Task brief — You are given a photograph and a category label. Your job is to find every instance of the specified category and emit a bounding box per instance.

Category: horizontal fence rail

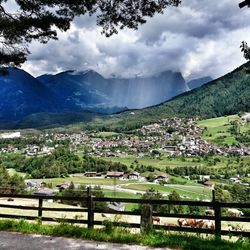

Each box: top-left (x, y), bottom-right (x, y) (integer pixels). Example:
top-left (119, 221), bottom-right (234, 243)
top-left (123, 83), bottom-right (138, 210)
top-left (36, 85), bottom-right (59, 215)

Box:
top-left (0, 192), bottom-right (249, 239)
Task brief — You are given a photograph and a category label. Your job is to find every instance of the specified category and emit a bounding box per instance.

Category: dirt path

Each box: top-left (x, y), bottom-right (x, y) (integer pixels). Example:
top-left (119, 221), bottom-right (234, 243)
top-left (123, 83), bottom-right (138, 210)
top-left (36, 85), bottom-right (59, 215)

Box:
top-left (0, 231), bottom-right (176, 250)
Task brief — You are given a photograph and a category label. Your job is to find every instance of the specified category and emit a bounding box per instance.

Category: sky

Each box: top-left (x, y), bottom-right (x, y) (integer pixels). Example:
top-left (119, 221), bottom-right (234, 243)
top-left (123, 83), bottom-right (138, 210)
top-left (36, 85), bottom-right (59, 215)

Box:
top-left (20, 0), bottom-right (250, 81)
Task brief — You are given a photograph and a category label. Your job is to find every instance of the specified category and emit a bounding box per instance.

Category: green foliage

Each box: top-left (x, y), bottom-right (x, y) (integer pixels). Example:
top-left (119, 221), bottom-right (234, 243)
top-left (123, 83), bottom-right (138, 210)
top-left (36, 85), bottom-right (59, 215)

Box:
top-left (0, 164), bottom-right (25, 194)
top-left (224, 184), bottom-right (250, 203)
top-left (6, 147), bottom-right (127, 178)
top-left (57, 184), bottom-right (107, 210)
top-left (167, 191), bottom-right (183, 214)
top-left (139, 188), bottom-right (164, 213)
top-left (214, 185), bottom-right (232, 203)
top-left (241, 41), bottom-right (250, 61)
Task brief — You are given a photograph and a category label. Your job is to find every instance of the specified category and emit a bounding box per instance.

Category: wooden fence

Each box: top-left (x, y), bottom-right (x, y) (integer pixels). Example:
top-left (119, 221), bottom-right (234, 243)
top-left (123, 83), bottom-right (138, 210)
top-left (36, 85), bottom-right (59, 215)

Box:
top-left (0, 191), bottom-right (249, 239)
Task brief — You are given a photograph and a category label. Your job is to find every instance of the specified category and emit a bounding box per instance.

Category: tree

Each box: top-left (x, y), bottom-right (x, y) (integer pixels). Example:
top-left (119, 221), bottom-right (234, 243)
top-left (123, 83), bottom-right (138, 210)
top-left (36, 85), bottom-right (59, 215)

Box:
top-left (58, 184), bottom-right (107, 210)
top-left (139, 188), bottom-right (164, 212)
top-left (239, 2), bottom-right (250, 60)
top-left (167, 190), bottom-right (183, 214)
top-left (214, 185), bottom-right (232, 203)
top-left (0, 164), bottom-right (26, 194)
top-left (0, 0), bottom-right (181, 66)
top-left (240, 41), bottom-right (250, 60)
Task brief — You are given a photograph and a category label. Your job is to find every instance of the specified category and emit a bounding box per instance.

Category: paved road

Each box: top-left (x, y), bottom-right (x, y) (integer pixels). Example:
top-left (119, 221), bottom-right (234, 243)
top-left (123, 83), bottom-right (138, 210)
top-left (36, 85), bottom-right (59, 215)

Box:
top-left (0, 231), bottom-right (175, 250)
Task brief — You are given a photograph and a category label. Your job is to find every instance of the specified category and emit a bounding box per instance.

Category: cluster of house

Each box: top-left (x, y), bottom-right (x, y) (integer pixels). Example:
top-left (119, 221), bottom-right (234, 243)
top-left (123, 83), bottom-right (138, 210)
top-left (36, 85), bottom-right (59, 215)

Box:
top-left (24, 145), bottom-right (55, 156)
top-left (174, 137), bottom-right (250, 157)
top-left (85, 171), bottom-right (168, 183)
top-left (0, 145), bottom-right (18, 153)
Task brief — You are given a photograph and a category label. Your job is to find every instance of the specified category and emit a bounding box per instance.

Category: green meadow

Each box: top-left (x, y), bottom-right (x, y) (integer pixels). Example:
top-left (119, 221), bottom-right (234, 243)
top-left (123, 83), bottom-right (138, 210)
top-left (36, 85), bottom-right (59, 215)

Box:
top-left (198, 114), bottom-right (250, 146)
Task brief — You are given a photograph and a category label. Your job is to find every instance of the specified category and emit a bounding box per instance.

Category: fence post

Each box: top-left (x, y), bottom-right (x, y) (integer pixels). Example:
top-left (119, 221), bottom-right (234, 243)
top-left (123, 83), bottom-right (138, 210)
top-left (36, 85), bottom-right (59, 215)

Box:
top-left (214, 201), bottom-right (221, 240)
top-left (212, 189), bottom-right (216, 202)
top-left (38, 198), bottom-right (43, 221)
top-left (140, 204), bottom-right (153, 233)
top-left (87, 187), bottom-right (94, 229)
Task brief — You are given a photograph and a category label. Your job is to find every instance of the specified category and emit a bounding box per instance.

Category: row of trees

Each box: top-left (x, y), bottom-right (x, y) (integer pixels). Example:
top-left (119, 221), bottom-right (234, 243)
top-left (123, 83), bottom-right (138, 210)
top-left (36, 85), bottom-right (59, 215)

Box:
top-left (165, 165), bottom-right (250, 180)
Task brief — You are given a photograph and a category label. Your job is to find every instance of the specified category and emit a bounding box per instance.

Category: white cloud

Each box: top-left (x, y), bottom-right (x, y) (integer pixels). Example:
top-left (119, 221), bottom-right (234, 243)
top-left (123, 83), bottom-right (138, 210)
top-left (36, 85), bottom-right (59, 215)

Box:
top-left (21, 0), bottom-right (250, 81)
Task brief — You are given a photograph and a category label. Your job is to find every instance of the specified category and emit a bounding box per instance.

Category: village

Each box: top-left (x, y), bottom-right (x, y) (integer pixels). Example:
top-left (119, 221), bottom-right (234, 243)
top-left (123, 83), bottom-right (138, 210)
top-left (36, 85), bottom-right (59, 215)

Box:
top-left (1, 117), bottom-right (250, 158)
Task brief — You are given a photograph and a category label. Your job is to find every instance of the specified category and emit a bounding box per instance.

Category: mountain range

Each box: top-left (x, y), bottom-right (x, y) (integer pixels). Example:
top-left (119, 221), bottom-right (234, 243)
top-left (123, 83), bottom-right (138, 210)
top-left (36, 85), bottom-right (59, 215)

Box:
top-left (21, 61), bottom-right (247, 132)
top-left (0, 67), bottom-right (211, 123)
top-left (38, 69), bottom-right (211, 110)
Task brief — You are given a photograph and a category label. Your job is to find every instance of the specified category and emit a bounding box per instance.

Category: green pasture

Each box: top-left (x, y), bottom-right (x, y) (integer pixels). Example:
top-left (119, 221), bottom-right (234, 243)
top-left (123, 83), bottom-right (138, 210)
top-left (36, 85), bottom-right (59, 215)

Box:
top-left (95, 132), bottom-right (119, 138)
top-left (197, 115), bottom-right (239, 127)
top-left (198, 115), bottom-right (250, 146)
top-left (0, 198), bottom-right (87, 220)
top-left (29, 176), bottom-right (137, 188)
top-left (102, 189), bottom-right (140, 199)
top-left (101, 154), bottom-right (250, 171)
top-left (124, 183), bottom-right (212, 200)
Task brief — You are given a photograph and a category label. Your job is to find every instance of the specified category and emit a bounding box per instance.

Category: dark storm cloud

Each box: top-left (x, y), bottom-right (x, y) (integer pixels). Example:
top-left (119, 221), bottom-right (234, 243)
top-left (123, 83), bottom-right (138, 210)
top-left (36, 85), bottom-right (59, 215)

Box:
top-left (22, 1), bottom-right (250, 80)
